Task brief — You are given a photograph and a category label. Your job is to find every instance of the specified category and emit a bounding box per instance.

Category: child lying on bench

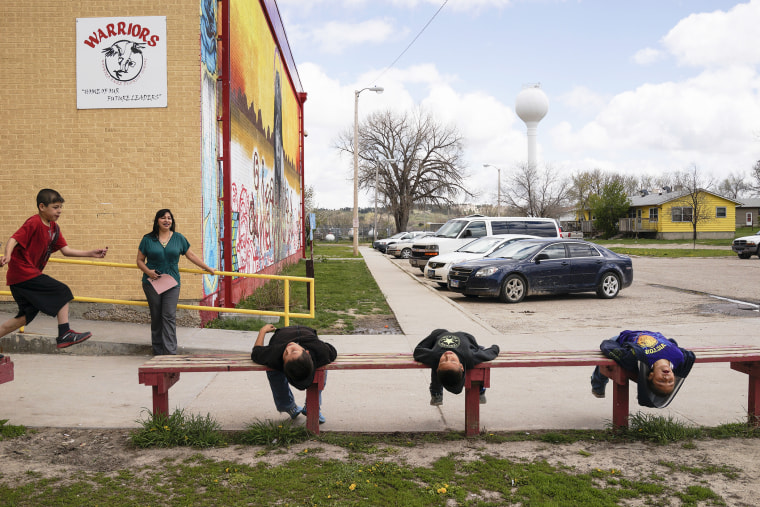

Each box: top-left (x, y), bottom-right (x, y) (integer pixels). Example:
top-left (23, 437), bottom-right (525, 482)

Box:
top-left (251, 324), bottom-right (337, 424)
top-left (591, 330), bottom-right (696, 408)
top-left (413, 328), bottom-right (499, 406)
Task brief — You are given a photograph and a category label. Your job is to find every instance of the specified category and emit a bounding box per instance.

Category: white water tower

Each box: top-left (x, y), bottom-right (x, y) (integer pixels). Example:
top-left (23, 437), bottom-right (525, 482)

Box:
top-left (515, 84), bottom-right (549, 168)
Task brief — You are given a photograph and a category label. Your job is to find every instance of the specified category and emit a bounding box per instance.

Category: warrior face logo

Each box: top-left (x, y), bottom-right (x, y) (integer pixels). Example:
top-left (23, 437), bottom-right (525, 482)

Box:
top-left (102, 40), bottom-right (145, 81)
top-left (438, 334), bottom-right (461, 349)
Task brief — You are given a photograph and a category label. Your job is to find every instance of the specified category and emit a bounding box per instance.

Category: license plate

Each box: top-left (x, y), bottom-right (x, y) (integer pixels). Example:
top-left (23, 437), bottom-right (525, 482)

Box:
top-left (450, 279), bottom-right (459, 287)
top-left (427, 269), bottom-right (435, 277)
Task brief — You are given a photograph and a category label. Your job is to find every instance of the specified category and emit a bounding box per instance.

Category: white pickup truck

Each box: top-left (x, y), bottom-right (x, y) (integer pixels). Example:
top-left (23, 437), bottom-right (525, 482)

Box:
top-left (732, 231), bottom-right (760, 258)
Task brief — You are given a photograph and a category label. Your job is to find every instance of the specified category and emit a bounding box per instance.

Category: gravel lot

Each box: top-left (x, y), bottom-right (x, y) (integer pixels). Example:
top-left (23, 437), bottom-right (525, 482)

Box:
top-left (391, 253), bottom-right (760, 335)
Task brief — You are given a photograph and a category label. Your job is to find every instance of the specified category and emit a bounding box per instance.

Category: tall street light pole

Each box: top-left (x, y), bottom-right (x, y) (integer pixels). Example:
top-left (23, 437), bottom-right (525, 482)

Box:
top-left (483, 164), bottom-right (502, 216)
top-left (373, 158), bottom-right (397, 244)
top-left (353, 86), bottom-right (383, 256)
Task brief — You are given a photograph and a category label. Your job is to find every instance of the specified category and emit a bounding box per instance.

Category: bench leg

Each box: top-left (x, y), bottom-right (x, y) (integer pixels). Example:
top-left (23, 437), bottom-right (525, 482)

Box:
top-left (731, 362), bottom-right (760, 426)
top-left (139, 372), bottom-right (180, 416)
top-left (0, 357), bottom-right (13, 384)
top-left (465, 368), bottom-right (490, 437)
top-left (608, 366), bottom-right (633, 429)
top-left (305, 370), bottom-right (326, 434)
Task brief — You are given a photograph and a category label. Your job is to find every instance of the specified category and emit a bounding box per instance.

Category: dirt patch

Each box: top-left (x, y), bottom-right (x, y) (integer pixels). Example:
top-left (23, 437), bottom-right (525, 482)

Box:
top-left (1, 428), bottom-right (758, 504)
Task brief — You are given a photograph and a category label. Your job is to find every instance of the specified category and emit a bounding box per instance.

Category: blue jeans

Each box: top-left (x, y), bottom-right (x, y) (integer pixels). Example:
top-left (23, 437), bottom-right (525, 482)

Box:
top-left (591, 366), bottom-right (610, 394)
top-left (266, 370), bottom-right (324, 413)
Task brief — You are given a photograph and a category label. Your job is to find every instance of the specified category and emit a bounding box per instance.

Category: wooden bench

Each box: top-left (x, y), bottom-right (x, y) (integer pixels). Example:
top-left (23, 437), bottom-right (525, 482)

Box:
top-left (0, 355), bottom-right (14, 385)
top-left (138, 346), bottom-right (760, 436)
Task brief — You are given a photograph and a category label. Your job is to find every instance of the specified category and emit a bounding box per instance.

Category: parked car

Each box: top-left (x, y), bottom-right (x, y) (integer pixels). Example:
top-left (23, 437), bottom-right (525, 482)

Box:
top-left (424, 234), bottom-right (537, 287)
top-left (373, 231), bottom-right (426, 253)
top-left (731, 231), bottom-right (760, 259)
top-left (447, 238), bottom-right (633, 303)
top-left (409, 215), bottom-right (561, 271)
top-left (386, 233), bottom-right (435, 258)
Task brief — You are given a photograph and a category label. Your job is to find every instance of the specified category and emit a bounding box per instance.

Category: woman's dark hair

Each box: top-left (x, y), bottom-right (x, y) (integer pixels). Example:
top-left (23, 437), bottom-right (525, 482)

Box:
top-left (150, 209), bottom-right (176, 238)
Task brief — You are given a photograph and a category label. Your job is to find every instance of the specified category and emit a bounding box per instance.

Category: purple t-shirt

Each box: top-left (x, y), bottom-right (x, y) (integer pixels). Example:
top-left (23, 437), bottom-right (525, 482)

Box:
top-left (616, 330), bottom-right (684, 368)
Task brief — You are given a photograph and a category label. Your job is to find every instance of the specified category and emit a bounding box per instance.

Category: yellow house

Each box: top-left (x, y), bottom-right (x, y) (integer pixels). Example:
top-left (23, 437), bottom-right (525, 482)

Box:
top-left (619, 188), bottom-right (740, 240)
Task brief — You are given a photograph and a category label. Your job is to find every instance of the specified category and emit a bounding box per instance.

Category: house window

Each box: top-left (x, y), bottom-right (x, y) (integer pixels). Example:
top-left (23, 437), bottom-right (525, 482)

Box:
top-left (671, 206), bottom-right (693, 222)
top-left (716, 206), bottom-right (727, 218)
top-left (649, 208), bottom-right (659, 222)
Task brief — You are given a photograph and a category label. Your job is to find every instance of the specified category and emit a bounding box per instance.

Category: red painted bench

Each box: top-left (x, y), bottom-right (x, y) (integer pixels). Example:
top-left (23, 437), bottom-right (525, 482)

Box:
top-left (0, 356), bottom-right (14, 385)
top-left (138, 346), bottom-right (760, 436)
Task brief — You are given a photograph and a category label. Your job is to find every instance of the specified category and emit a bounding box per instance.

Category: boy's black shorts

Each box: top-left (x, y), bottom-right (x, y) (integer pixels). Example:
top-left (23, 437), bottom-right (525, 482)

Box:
top-left (9, 274), bottom-right (74, 324)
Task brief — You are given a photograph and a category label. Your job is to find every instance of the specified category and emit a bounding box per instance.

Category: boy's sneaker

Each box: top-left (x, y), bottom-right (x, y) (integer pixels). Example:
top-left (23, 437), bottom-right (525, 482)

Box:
top-left (301, 406), bottom-right (326, 424)
top-left (430, 394), bottom-right (443, 406)
top-left (56, 330), bottom-right (92, 349)
top-left (285, 405), bottom-right (303, 420)
top-left (591, 388), bottom-right (606, 399)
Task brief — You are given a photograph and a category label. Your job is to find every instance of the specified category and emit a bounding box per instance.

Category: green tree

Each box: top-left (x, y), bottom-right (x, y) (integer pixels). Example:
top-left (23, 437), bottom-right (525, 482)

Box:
top-left (589, 180), bottom-right (631, 238)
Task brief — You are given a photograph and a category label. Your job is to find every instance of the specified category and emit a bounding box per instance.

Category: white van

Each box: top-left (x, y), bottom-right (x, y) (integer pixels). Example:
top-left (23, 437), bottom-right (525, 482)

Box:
top-left (408, 215), bottom-right (561, 271)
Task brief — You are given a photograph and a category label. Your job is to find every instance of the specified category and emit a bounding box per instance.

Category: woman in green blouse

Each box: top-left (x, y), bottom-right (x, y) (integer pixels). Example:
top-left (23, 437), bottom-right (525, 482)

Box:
top-left (137, 209), bottom-right (214, 355)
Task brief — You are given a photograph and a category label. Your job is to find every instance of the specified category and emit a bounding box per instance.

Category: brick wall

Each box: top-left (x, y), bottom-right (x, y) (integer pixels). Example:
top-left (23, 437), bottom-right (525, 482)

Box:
top-left (0, 1), bottom-right (204, 302)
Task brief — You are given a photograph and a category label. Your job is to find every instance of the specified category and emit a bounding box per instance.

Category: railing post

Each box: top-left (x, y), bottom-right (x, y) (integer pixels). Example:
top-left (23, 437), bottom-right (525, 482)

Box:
top-left (284, 280), bottom-right (290, 326)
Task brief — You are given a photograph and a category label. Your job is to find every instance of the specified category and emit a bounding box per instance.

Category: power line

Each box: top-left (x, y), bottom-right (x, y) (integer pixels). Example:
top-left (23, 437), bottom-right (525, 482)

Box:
top-left (368, 0), bottom-right (449, 86)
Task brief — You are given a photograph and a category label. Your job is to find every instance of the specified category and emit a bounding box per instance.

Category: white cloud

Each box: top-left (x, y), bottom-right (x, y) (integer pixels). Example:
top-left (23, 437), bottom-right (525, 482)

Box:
top-left (309, 19), bottom-right (397, 54)
top-left (633, 47), bottom-right (664, 65)
top-left (663, 0), bottom-right (760, 67)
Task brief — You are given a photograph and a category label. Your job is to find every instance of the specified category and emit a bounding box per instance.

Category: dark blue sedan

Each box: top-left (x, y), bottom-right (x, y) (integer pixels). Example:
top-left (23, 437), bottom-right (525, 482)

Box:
top-left (447, 238), bottom-right (633, 303)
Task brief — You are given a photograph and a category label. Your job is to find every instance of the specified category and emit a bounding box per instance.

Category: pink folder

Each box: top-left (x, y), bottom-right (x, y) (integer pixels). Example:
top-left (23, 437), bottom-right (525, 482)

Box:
top-left (150, 274), bottom-right (178, 294)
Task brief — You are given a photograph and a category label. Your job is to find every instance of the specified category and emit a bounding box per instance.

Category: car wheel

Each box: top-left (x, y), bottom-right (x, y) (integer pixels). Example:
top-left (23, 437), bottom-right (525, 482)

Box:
top-left (437, 282), bottom-right (448, 288)
top-left (499, 274), bottom-right (526, 304)
top-left (400, 248), bottom-right (412, 259)
top-left (738, 253), bottom-right (751, 259)
top-left (597, 272), bottom-right (620, 299)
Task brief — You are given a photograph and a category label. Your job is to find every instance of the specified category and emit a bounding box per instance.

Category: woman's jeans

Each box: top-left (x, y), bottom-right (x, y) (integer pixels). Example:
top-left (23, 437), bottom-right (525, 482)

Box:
top-left (142, 282), bottom-right (180, 355)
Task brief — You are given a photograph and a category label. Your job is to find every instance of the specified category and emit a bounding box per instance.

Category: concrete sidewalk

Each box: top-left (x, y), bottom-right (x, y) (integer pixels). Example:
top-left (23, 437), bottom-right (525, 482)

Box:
top-left (0, 247), bottom-right (757, 432)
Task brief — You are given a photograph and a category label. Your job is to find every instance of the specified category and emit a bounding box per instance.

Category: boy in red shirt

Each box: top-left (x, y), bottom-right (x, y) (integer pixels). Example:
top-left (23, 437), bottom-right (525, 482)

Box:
top-left (0, 189), bottom-right (108, 348)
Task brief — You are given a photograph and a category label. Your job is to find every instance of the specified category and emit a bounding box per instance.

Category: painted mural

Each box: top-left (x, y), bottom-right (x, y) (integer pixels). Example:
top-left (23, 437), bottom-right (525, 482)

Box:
top-left (228, 0), bottom-right (303, 275)
top-left (200, 0), bottom-right (220, 300)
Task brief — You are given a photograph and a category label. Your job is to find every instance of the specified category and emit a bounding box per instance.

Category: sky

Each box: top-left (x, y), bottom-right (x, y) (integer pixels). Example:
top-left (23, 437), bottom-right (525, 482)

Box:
top-left (275, 0), bottom-right (760, 209)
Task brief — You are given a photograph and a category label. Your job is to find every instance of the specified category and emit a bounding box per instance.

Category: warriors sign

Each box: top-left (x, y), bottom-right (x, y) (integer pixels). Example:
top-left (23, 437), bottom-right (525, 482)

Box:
top-left (76, 16), bottom-right (167, 109)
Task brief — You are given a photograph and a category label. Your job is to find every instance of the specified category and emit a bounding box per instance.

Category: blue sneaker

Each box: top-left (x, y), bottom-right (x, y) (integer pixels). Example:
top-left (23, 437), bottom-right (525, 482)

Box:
top-left (301, 406), bottom-right (325, 424)
top-left (285, 405), bottom-right (303, 420)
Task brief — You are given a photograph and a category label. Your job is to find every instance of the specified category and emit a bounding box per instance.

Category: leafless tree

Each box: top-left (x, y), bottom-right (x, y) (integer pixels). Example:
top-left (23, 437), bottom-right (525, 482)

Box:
top-left (749, 160), bottom-right (760, 196)
top-left (717, 172), bottom-right (749, 200)
top-left (336, 108), bottom-right (470, 232)
top-left (669, 165), bottom-right (716, 247)
top-left (501, 163), bottom-right (568, 218)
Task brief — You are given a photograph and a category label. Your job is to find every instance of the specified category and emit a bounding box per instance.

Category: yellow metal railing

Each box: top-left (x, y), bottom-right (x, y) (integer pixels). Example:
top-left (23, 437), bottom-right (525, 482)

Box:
top-left (1, 257), bottom-right (314, 327)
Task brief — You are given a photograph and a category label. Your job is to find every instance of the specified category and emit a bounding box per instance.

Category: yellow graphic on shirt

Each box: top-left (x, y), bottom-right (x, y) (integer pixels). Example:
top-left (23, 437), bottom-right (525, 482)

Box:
top-left (636, 334), bottom-right (657, 348)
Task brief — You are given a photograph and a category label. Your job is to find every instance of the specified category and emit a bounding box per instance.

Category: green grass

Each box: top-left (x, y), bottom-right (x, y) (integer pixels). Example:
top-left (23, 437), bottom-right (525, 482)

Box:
top-left (0, 419), bottom-right (26, 440)
top-left (609, 247), bottom-right (735, 257)
top-left (205, 243), bottom-right (392, 333)
top-left (3, 411), bottom-right (756, 505)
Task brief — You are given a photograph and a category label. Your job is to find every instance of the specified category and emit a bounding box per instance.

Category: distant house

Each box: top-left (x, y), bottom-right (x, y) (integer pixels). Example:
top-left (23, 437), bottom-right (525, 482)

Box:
top-left (619, 187), bottom-right (741, 240)
top-left (735, 197), bottom-right (760, 229)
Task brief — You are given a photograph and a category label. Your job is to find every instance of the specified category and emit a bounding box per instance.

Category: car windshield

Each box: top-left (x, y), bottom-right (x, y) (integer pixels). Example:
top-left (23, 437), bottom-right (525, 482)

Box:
top-left (435, 220), bottom-right (468, 238)
top-left (487, 241), bottom-right (544, 260)
top-left (387, 232), bottom-right (405, 239)
top-left (458, 237), bottom-right (504, 254)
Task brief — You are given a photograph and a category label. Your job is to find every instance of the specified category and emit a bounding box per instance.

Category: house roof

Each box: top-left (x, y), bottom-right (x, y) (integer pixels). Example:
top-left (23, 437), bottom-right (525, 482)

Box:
top-left (737, 197), bottom-right (760, 208)
top-left (628, 188), bottom-right (743, 207)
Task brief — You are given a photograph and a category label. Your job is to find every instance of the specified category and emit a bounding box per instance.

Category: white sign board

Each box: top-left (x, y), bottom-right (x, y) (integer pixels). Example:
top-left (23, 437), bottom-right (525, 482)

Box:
top-left (76, 16), bottom-right (167, 109)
